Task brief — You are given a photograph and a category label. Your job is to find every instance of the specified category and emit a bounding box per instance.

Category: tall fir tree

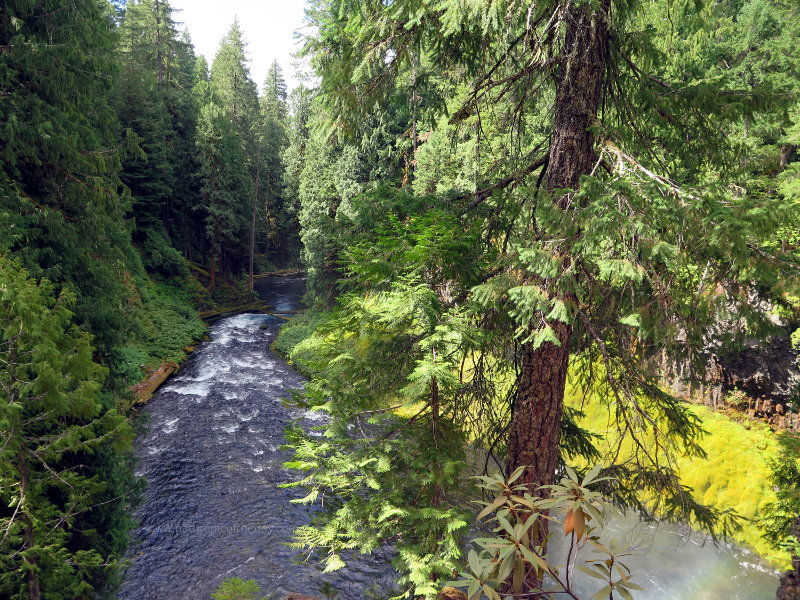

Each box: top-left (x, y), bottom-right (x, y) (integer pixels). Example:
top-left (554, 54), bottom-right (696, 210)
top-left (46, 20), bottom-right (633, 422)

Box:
top-left (258, 61), bottom-right (296, 271)
top-left (117, 0), bottom-right (204, 253)
top-left (201, 20), bottom-right (258, 286)
top-left (196, 102), bottom-right (250, 290)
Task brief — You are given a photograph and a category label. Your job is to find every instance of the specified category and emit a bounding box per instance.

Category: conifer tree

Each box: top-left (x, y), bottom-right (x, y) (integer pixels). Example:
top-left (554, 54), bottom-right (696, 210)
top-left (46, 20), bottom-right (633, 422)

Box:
top-left (288, 0), bottom-right (800, 594)
top-left (169, 30), bottom-right (205, 258)
top-left (196, 102), bottom-right (250, 289)
top-left (202, 20), bottom-right (258, 285)
top-left (117, 0), bottom-right (204, 247)
top-left (258, 61), bottom-right (295, 270)
top-left (283, 84), bottom-right (315, 264)
top-left (210, 19), bottom-right (259, 141)
top-left (0, 257), bottom-right (129, 600)
top-left (1, 0), bottom-right (139, 352)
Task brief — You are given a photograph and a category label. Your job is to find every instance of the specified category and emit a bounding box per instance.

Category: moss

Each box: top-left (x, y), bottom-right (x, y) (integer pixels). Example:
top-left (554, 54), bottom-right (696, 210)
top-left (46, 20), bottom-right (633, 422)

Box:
top-left (565, 384), bottom-right (792, 568)
top-left (272, 305), bottom-right (792, 568)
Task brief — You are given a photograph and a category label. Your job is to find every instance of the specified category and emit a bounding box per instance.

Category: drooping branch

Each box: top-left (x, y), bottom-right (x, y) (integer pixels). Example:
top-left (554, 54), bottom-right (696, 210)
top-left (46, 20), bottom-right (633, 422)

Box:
top-left (453, 153), bottom-right (549, 214)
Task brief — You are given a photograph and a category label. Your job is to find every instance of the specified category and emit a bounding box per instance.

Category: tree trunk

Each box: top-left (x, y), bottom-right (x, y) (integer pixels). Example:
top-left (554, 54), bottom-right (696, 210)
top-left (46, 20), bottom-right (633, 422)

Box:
top-left (209, 254), bottom-right (216, 291)
top-left (17, 452), bottom-right (41, 600)
top-left (505, 0), bottom-right (610, 588)
top-left (249, 165), bottom-right (260, 291)
top-left (780, 144), bottom-right (796, 170)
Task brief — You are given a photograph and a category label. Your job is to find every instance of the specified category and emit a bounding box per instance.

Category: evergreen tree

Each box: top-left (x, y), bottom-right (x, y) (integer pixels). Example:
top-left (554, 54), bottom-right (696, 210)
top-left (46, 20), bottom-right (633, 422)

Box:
top-left (258, 61), bottom-right (295, 271)
top-left (210, 19), bottom-right (259, 141)
top-left (117, 0), bottom-right (204, 249)
top-left (0, 257), bottom-right (129, 600)
top-left (283, 85), bottom-right (315, 266)
top-left (1, 0), bottom-right (139, 353)
top-left (201, 20), bottom-right (259, 285)
top-left (196, 102), bottom-right (250, 289)
top-left (287, 0), bottom-right (800, 594)
top-left (169, 30), bottom-right (205, 259)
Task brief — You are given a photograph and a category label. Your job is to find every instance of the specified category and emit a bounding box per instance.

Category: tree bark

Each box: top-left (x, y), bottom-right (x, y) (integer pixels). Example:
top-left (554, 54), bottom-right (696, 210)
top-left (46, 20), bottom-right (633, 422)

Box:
top-left (505, 0), bottom-right (610, 586)
top-left (17, 451), bottom-right (41, 600)
top-left (249, 161), bottom-right (260, 291)
top-left (209, 254), bottom-right (216, 291)
top-left (780, 144), bottom-right (796, 170)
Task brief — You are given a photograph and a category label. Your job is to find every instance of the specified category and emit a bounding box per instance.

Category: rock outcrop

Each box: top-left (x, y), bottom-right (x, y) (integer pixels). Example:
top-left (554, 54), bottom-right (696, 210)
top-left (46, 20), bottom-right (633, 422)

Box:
top-left (667, 334), bottom-right (800, 431)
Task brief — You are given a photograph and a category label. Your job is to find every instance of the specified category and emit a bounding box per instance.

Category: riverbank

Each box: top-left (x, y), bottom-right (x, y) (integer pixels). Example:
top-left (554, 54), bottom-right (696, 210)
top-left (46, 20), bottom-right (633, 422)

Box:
top-left (124, 269), bottom-right (306, 409)
top-left (566, 387), bottom-right (792, 569)
top-left (275, 307), bottom-right (789, 575)
top-left (119, 275), bottom-right (396, 599)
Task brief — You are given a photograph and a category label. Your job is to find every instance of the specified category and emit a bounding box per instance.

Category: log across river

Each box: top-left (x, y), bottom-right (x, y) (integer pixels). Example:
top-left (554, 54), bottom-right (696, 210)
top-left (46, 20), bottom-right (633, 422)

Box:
top-left (120, 275), bottom-right (779, 600)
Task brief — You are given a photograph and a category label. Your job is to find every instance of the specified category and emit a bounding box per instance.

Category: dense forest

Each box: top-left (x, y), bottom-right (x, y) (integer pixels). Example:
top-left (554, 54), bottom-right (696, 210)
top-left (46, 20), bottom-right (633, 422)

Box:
top-left (1, 0), bottom-right (799, 599)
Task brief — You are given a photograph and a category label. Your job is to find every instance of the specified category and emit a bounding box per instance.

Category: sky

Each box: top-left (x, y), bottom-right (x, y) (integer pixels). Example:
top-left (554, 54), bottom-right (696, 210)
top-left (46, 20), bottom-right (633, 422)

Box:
top-left (168, 0), bottom-right (311, 92)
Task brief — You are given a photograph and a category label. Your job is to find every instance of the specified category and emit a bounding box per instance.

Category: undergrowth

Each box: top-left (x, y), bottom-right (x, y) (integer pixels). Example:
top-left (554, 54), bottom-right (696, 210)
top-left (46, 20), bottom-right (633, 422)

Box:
top-left (107, 270), bottom-right (208, 388)
top-left (276, 308), bottom-right (793, 569)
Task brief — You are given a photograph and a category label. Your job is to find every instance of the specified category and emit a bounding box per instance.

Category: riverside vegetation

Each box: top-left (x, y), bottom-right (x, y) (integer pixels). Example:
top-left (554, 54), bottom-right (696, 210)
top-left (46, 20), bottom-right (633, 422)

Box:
top-left (1, 0), bottom-right (800, 599)
top-left (1, 1), bottom-right (298, 597)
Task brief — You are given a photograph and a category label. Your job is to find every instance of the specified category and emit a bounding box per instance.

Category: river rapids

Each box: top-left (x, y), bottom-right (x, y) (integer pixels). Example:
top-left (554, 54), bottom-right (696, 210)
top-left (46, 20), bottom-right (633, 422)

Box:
top-left (119, 275), bottom-right (780, 600)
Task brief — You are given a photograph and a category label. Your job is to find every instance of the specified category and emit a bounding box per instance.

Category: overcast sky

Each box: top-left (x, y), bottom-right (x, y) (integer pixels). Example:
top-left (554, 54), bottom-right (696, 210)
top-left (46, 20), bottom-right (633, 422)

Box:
top-left (168, 0), bottom-right (311, 92)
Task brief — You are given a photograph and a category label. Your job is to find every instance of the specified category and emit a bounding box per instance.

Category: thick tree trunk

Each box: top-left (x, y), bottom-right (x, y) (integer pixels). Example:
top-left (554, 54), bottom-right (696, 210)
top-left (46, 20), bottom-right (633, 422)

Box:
top-left (780, 144), bottom-right (796, 170)
top-left (506, 0), bottom-right (610, 580)
top-left (507, 320), bottom-right (572, 492)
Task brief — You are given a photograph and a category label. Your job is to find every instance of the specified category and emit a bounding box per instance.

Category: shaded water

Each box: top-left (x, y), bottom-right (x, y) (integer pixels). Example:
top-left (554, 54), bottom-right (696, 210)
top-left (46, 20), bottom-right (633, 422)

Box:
top-left (549, 512), bottom-right (779, 599)
top-left (121, 274), bottom-right (779, 600)
top-left (119, 276), bottom-right (394, 600)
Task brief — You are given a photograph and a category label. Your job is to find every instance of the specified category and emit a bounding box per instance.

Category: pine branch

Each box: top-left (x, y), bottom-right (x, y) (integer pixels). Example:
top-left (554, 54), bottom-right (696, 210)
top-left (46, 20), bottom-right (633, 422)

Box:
top-left (453, 153), bottom-right (549, 214)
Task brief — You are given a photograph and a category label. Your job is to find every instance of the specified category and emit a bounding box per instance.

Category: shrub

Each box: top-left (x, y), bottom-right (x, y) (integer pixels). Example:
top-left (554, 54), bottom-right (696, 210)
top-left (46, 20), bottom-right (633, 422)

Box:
top-left (211, 578), bottom-right (266, 600)
top-left (141, 230), bottom-right (189, 277)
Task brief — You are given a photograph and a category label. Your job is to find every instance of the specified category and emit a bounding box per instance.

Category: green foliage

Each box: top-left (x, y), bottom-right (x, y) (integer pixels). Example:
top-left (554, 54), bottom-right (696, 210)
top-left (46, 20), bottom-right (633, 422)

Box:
top-left (1, 2), bottom-right (290, 598)
top-left (210, 20), bottom-right (259, 140)
top-left (451, 466), bottom-right (644, 600)
top-left (0, 256), bottom-right (132, 599)
top-left (0, 0), bottom-right (144, 353)
top-left (282, 198), bottom-right (498, 596)
top-left (211, 577), bottom-right (266, 600)
top-left (196, 100), bottom-right (251, 274)
top-left (273, 309), bottom-right (326, 372)
top-left (289, 1), bottom-right (800, 595)
top-left (142, 229), bottom-right (190, 277)
top-left (762, 434), bottom-right (800, 558)
top-left (258, 61), bottom-right (298, 267)
top-left (107, 275), bottom-right (207, 385)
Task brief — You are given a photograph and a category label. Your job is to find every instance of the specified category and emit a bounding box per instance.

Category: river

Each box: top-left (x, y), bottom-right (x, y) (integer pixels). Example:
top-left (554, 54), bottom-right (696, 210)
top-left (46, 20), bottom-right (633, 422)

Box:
top-left (119, 275), bottom-right (394, 600)
top-left (119, 275), bottom-right (779, 600)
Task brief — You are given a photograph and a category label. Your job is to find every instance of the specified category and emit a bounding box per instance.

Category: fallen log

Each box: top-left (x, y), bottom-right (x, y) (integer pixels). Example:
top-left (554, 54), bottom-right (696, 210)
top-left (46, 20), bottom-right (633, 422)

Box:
top-left (253, 268), bottom-right (305, 279)
top-left (130, 361), bottom-right (178, 406)
top-left (199, 301), bottom-right (273, 321)
top-left (266, 312), bottom-right (293, 321)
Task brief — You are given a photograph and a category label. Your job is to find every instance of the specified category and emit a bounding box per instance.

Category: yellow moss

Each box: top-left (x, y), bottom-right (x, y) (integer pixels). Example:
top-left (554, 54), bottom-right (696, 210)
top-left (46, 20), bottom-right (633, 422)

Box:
top-left (565, 383), bottom-right (791, 568)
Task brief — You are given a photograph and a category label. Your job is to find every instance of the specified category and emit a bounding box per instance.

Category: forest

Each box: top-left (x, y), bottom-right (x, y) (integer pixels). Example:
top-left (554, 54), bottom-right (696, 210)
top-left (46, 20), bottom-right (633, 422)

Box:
top-left (1, 0), bottom-right (799, 599)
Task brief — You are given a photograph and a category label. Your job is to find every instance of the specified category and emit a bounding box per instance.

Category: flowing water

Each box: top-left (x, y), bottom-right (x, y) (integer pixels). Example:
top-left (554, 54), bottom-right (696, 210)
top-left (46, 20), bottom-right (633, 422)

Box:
top-left (120, 275), bottom-right (780, 600)
top-left (549, 512), bottom-right (779, 599)
top-left (119, 276), bottom-right (394, 600)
